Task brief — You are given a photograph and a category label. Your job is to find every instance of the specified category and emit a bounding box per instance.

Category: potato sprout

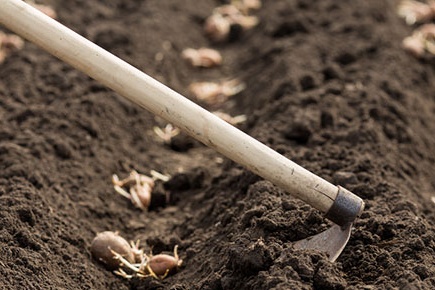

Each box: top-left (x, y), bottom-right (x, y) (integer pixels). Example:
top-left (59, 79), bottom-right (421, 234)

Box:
top-left (189, 79), bottom-right (246, 105)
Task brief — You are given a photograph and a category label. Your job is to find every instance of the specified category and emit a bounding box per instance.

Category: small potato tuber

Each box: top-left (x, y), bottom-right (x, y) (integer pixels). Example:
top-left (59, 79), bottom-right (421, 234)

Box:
top-left (90, 231), bottom-right (135, 270)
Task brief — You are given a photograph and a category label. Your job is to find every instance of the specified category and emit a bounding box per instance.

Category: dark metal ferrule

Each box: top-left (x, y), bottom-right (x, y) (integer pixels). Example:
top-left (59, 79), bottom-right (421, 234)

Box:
top-left (325, 186), bottom-right (365, 228)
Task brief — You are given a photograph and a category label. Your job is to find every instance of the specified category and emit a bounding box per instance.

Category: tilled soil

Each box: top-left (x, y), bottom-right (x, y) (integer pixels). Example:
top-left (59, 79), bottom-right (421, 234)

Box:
top-left (1, 0), bottom-right (435, 289)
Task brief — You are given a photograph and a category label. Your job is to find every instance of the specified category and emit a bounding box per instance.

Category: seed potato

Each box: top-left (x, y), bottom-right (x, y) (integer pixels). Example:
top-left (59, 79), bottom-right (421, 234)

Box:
top-left (90, 231), bottom-right (134, 270)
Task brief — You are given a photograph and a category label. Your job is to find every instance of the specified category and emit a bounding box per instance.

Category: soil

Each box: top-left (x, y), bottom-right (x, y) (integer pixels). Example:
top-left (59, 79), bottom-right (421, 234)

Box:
top-left (1, 0), bottom-right (435, 289)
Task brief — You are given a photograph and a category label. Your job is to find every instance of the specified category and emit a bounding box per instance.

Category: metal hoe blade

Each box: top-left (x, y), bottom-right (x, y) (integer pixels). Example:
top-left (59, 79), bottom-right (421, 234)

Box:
top-left (292, 186), bottom-right (364, 262)
top-left (294, 223), bottom-right (352, 262)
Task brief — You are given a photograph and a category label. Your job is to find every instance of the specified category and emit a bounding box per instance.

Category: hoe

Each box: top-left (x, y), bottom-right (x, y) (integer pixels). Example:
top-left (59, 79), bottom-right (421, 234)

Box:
top-left (0, 0), bottom-right (364, 262)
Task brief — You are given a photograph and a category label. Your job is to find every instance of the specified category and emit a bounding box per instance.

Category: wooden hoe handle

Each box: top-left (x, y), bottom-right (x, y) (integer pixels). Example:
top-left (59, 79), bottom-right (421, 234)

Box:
top-left (0, 0), bottom-right (364, 226)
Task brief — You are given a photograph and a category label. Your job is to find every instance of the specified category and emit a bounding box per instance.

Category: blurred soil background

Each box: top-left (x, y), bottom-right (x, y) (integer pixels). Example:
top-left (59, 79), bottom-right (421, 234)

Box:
top-left (1, 0), bottom-right (435, 289)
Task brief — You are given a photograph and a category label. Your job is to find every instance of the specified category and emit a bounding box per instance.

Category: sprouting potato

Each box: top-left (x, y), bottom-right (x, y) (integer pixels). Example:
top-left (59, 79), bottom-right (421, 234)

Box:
top-left (181, 47), bottom-right (222, 68)
top-left (402, 24), bottom-right (435, 58)
top-left (111, 245), bottom-right (183, 280)
top-left (204, 13), bottom-right (232, 42)
top-left (112, 170), bottom-right (170, 210)
top-left (145, 246), bottom-right (183, 279)
top-left (214, 5), bottom-right (259, 28)
top-left (153, 123), bottom-right (180, 144)
top-left (189, 81), bottom-right (222, 103)
top-left (189, 79), bottom-right (246, 105)
top-left (112, 170), bottom-right (155, 210)
top-left (397, 0), bottom-right (435, 25)
top-left (91, 231), bottom-right (135, 270)
top-left (204, 4), bottom-right (259, 42)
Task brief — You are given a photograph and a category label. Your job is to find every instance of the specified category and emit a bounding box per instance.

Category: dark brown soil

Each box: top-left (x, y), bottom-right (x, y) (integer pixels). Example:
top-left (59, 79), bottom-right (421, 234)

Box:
top-left (1, 0), bottom-right (435, 289)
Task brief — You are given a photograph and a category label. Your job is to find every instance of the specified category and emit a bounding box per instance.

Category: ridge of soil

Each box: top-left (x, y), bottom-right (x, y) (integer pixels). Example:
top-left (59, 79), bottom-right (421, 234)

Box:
top-left (1, 0), bottom-right (435, 289)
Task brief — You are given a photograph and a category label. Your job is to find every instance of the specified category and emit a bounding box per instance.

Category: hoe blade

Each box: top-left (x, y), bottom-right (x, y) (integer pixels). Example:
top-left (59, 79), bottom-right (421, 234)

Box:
top-left (294, 223), bottom-right (352, 262)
